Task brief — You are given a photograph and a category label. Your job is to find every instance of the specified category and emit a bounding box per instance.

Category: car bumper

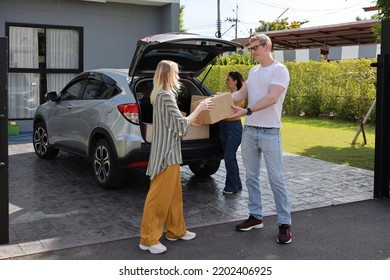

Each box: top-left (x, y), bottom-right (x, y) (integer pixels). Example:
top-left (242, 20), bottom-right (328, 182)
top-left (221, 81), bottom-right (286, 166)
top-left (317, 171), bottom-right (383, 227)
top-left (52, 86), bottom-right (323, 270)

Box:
top-left (117, 141), bottom-right (223, 168)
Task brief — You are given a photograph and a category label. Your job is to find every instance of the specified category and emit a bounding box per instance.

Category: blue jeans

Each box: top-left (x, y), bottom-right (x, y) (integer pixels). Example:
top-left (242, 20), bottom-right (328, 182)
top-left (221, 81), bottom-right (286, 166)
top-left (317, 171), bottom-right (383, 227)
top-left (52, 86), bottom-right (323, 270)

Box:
top-left (241, 125), bottom-right (291, 225)
top-left (219, 120), bottom-right (243, 192)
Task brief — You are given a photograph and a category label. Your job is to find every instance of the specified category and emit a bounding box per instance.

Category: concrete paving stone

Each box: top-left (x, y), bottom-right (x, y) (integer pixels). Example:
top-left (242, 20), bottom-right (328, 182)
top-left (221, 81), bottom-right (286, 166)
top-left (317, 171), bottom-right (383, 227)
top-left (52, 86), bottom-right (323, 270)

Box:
top-left (0, 244), bottom-right (23, 259)
top-left (0, 143), bottom-right (375, 259)
top-left (9, 222), bottom-right (40, 241)
top-left (19, 240), bottom-right (45, 255)
top-left (39, 237), bottom-right (71, 251)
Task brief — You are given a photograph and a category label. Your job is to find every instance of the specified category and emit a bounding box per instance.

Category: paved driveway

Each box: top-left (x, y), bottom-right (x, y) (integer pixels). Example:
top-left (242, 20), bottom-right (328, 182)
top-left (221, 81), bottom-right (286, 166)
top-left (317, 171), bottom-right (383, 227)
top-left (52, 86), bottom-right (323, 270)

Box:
top-left (1, 143), bottom-right (373, 259)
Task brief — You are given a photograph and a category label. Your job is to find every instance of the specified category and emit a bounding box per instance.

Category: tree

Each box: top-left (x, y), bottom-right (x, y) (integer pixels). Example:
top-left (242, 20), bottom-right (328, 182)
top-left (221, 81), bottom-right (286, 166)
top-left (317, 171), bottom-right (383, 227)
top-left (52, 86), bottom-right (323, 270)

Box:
top-left (180, 5), bottom-right (187, 33)
top-left (377, 0), bottom-right (390, 18)
top-left (255, 17), bottom-right (308, 32)
top-left (373, 0), bottom-right (390, 41)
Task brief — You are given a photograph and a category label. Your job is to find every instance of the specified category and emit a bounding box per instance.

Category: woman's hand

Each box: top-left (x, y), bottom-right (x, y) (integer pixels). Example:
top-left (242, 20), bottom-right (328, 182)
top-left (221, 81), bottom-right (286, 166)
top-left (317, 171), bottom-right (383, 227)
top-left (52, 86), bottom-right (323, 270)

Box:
top-left (188, 98), bottom-right (214, 126)
top-left (197, 98), bottom-right (214, 112)
top-left (189, 118), bottom-right (202, 127)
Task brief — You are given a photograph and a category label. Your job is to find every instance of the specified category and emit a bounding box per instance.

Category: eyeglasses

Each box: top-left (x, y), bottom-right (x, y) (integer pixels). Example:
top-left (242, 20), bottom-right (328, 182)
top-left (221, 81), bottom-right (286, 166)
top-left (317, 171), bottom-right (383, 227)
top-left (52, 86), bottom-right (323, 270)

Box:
top-left (248, 43), bottom-right (266, 52)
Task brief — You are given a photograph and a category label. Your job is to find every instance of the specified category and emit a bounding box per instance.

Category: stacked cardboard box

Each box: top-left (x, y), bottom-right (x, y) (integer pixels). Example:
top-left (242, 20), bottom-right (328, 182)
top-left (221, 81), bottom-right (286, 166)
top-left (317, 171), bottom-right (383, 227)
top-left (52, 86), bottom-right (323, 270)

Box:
top-left (144, 92), bottom-right (235, 142)
top-left (144, 123), bottom-right (209, 142)
top-left (191, 92), bottom-right (235, 124)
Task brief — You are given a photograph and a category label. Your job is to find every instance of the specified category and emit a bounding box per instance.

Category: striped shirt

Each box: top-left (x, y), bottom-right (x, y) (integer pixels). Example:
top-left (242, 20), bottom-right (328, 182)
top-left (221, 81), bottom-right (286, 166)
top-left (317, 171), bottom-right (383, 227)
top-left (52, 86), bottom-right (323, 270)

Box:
top-left (146, 91), bottom-right (190, 180)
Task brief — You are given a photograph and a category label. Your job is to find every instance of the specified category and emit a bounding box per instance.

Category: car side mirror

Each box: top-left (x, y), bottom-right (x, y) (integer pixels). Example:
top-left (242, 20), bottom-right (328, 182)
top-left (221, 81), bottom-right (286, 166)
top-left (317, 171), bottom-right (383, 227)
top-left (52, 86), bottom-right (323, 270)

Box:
top-left (45, 91), bottom-right (59, 102)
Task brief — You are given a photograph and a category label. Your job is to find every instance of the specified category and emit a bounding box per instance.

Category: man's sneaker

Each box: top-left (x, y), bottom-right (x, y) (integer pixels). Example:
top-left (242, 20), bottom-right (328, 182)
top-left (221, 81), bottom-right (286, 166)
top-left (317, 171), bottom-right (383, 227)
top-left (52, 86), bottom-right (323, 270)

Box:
top-left (139, 243), bottom-right (167, 254)
top-left (236, 215), bottom-right (263, 231)
top-left (277, 224), bottom-right (292, 244)
top-left (166, 230), bottom-right (196, 241)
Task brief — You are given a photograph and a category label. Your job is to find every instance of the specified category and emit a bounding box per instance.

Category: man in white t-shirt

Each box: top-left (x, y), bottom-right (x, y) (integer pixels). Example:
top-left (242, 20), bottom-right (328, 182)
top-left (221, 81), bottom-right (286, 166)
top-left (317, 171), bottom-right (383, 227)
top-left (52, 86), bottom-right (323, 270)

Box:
top-left (230, 33), bottom-right (292, 244)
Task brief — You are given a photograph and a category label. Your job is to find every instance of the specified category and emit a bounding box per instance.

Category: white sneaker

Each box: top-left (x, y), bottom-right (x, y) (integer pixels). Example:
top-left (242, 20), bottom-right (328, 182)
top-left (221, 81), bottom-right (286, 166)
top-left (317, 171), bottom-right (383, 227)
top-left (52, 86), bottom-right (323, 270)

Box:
top-left (139, 243), bottom-right (167, 254)
top-left (166, 230), bottom-right (196, 241)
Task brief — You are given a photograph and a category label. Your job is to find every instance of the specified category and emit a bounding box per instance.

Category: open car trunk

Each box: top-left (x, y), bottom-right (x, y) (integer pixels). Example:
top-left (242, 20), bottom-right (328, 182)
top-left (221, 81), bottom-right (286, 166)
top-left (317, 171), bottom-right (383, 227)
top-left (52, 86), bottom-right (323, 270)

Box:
top-left (128, 33), bottom-right (243, 143)
top-left (135, 78), bottom-right (220, 143)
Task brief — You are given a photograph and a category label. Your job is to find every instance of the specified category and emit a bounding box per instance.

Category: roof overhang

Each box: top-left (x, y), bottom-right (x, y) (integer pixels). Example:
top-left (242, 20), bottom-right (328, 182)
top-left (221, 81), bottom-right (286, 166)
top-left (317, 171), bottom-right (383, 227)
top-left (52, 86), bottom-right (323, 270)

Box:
top-left (234, 20), bottom-right (380, 54)
top-left (80, 0), bottom-right (179, 6)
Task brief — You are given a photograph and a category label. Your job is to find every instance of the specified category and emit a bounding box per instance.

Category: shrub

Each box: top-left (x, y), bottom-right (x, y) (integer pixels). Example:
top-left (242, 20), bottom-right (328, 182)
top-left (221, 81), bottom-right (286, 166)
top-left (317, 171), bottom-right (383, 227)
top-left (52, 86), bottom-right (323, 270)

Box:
top-left (200, 57), bottom-right (377, 122)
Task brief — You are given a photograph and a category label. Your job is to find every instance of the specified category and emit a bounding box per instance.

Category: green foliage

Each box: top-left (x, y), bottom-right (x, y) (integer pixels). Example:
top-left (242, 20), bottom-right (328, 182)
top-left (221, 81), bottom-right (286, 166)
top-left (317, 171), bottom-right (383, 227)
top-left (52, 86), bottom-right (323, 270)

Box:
top-left (200, 58), bottom-right (377, 122)
top-left (372, 22), bottom-right (381, 42)
top-left (372, 0), bottom-right (390, 41)
top-left (377, 0), bottom-right (390, 18)
top-left (216, 52), bottom-right (253, 65)
top-left (179, 5), bottom-right (187, 33)
top-left (255, 17), bottom-right (309, 32)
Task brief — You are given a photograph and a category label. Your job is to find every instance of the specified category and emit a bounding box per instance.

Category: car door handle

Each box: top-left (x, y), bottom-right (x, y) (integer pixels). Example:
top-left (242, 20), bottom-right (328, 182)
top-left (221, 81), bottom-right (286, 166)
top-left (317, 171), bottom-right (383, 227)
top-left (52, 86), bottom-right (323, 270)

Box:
top-left (0, 162), bottom-right (5, 168)
top-left (66, 104), bottom-right (73, 111)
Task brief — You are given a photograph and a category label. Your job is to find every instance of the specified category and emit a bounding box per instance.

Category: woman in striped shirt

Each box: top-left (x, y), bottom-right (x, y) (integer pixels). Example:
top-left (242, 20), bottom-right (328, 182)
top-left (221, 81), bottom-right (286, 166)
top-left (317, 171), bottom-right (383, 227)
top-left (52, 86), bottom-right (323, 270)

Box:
top-left (139, 60), bottom-right (214, 254)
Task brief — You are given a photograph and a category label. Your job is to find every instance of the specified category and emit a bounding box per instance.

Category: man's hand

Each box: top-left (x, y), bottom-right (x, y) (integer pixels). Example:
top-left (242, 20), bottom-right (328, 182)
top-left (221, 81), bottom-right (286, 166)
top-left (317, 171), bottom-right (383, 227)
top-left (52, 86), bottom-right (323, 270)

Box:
top-left (228, 104), bottom-right (247, 119)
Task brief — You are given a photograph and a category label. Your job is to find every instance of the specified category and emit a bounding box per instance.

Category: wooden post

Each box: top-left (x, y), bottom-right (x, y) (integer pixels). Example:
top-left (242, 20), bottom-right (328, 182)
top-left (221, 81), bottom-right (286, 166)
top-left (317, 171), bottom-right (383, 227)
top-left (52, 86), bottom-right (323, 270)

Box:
top-left (351, 98), bottom-right (376, 145)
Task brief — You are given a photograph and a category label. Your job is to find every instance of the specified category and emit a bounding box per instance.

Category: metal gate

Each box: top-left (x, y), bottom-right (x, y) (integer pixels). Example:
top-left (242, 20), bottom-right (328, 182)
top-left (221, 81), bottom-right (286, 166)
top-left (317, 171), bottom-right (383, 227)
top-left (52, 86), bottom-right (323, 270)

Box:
top-left (374, 19), bottom-right (390, 198)
top-left (0, 37), bottom-right (9, 244)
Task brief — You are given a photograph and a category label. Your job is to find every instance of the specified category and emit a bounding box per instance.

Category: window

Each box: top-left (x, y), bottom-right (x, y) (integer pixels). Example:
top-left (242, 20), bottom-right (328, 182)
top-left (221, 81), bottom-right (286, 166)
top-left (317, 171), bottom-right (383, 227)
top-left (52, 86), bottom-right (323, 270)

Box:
top-left (82, 80), bottom-right (109, 100)
top-left (6, 23), bottom-right (83, 119)
top-left (61, 79), bottom-right (87, 101)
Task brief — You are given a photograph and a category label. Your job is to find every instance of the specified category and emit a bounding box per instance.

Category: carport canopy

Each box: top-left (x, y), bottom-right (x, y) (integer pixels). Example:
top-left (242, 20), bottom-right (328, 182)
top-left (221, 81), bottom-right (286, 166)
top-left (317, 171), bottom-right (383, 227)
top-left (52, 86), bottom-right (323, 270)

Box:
top-left (234, 20), bottom-right (380, 55)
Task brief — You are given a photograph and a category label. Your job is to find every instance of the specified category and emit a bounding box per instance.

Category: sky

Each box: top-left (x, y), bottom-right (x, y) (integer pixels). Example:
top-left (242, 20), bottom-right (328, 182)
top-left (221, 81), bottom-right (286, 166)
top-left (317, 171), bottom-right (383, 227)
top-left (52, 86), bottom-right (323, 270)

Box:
top-left (180, 0), bottom-right (378, 40)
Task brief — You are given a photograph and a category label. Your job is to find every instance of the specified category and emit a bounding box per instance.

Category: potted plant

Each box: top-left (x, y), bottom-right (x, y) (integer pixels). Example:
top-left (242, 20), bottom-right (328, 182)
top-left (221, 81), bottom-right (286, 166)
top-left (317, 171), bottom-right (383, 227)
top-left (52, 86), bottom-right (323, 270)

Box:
top-left (8, 121), bottom-right (20, 136)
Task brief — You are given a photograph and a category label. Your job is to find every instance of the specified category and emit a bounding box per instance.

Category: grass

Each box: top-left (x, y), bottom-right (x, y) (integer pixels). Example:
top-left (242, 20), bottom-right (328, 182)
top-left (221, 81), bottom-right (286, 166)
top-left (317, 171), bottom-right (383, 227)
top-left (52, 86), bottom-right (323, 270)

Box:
top-left (240, 116), bottom-right (375, 171)
top-left (280, 116), bottom-right (375, 171)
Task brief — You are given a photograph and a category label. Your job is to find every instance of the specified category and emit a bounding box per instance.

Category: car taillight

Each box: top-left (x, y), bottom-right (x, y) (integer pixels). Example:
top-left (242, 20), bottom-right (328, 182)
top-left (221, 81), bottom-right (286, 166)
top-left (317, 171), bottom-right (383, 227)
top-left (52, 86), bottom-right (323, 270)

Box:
top-left (128, 161), bottom-right (148, 167)
top-left (117, 103), bottom-right (139, 124)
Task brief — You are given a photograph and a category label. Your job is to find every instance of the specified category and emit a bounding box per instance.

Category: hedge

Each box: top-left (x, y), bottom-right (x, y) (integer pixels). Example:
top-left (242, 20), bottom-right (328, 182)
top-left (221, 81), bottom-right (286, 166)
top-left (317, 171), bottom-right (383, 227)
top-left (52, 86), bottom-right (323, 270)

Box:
top-left (199, 59), bottom-right (377, 122)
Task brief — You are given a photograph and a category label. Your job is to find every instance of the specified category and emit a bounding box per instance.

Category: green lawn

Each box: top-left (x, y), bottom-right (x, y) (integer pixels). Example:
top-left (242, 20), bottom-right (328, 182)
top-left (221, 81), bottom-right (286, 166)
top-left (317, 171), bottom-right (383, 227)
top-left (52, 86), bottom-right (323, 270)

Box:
top-left (280, 116), bottom-right (375, 171)
top-left (240, 116), bottom-right (375, 170)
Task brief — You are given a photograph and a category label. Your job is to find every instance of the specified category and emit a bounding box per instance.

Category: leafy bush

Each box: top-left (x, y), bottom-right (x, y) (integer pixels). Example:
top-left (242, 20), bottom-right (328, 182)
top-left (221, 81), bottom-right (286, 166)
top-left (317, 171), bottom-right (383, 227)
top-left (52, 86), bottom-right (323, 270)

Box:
top-left (200, 58), bottom-right (377, 122)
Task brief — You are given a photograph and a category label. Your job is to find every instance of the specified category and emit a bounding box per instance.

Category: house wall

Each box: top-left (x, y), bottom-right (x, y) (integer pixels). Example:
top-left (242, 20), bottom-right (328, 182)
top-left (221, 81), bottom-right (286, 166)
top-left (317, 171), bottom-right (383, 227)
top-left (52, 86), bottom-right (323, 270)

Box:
top-left (1, 0), bottom-right (179, 128)
top-left (0, 0), bottom-right (180, 70)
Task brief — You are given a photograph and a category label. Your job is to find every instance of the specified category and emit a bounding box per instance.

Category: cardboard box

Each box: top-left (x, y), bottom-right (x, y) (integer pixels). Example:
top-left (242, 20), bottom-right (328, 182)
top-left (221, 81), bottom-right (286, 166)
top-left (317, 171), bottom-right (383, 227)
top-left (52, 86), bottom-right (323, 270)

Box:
top-left (183, 124), bottom-right (209, 140)
top-left (144, 123), bottom-right (209, 142)
top-left (190, 92), bottom-right (235, 124)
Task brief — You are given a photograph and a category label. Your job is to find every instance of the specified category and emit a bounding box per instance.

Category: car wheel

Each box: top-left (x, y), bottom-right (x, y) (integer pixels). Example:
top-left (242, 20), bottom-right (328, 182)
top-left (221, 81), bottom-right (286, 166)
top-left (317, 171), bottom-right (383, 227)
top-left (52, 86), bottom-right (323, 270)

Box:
top-left (189, 159), bottom-right (221, 177)
top-left (92, 138), bottom-right (124, 189)
top-left (33, 122), bottom-right (59, 159)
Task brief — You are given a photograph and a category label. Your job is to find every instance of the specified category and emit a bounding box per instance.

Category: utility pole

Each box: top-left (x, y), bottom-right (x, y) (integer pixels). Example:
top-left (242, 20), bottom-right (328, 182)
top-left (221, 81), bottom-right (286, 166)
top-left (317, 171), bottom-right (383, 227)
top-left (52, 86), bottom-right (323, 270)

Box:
top-left (216, 0), bottom-right (221, 38)
top-left (226, 5), bottom-right (239, 39)
top-left (234, 5), bottom-right (238, 39)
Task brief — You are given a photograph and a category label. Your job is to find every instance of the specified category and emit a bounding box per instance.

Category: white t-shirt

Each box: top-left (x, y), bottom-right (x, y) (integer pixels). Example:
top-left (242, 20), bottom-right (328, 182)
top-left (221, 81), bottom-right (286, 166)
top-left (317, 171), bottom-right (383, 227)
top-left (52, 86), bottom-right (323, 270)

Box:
top-left (245, 61), bottom-right (290, 128)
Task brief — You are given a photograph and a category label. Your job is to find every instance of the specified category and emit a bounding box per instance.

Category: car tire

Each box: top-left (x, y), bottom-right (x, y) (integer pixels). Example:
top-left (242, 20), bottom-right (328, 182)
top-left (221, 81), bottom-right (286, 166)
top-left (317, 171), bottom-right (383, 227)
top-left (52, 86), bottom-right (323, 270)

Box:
top-left (92, 138), bottom-right (124, 189)
top-left (33, 122), bottom-right (59, 159)
top-left (189, 159), bottom-right (221, 177)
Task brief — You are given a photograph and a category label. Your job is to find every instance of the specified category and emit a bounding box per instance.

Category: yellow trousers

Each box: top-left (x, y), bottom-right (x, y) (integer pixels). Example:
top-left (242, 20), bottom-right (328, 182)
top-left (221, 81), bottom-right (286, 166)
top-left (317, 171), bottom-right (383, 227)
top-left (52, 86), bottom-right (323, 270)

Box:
top-left (140, 164), bottom-right (187, 246)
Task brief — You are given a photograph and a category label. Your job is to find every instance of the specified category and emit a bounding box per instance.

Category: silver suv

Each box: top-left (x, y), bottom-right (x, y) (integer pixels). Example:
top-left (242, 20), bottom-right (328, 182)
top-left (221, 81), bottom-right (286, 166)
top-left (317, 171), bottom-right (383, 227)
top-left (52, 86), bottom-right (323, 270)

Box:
top-left (32, 33), bottom-right (242, 188)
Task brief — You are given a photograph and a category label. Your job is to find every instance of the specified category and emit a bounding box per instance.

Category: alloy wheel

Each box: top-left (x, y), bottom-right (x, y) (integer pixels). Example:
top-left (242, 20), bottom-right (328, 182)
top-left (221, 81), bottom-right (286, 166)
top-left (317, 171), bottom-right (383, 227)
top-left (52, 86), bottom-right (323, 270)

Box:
top-left (94, 145), bottom-right (111, 183)
top-left (33, 126), bottom-right (48, 156)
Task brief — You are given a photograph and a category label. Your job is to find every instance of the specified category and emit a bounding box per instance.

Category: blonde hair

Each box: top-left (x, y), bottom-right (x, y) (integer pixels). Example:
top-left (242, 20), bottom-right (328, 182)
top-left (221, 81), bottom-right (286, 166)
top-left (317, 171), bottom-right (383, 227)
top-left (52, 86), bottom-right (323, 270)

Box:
top-left (150, 60), bottom-right (180, 105)
top-left (249, 33), bottom-right (272, 49)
